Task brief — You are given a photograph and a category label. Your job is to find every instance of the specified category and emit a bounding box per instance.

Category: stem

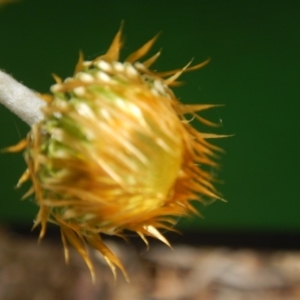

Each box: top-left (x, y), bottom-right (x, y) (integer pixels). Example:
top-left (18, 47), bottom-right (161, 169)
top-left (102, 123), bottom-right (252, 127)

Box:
top-left (0, 70), bottom-right (44, 126)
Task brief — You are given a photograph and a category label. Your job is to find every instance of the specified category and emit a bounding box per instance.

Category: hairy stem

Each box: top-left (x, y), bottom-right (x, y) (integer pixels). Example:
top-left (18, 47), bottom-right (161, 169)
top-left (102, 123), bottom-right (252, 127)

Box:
top-left (0, 70), bottom-right (44, 126)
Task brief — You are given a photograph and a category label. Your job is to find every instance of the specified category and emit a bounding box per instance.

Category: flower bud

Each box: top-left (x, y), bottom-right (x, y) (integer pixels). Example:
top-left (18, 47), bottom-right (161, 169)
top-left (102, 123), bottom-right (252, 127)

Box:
top-left (10, 28), bottom-right (223, 281)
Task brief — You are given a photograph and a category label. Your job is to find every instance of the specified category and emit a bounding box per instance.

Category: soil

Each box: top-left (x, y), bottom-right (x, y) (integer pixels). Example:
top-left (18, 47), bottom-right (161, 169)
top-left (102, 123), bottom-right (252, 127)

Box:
top-left (1, 227), bottom-right (300, 300)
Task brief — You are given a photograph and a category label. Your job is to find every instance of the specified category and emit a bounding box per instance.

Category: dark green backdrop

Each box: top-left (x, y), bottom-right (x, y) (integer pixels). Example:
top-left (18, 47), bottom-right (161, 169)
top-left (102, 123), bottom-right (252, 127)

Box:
top-left (0, 0), bottom-right (299, 233)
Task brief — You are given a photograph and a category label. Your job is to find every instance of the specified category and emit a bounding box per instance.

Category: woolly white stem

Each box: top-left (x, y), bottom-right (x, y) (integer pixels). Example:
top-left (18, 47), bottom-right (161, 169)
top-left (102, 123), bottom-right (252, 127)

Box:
top-left (0, 70), bottom-right (44, 126)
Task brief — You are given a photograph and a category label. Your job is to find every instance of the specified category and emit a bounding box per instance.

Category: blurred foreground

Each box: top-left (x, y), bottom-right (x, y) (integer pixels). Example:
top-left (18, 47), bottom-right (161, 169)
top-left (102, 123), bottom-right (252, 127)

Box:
top-left (1, 227), bottom-right (300, 300)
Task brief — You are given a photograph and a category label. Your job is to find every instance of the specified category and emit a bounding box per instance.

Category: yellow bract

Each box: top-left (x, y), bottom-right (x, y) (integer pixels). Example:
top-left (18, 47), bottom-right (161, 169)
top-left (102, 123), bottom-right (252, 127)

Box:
top-left (10, 28), bottom-right (223, 282)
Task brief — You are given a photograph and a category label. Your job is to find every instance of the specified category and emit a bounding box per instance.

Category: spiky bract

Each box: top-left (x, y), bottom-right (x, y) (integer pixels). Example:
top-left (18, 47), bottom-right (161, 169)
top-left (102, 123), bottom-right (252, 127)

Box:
top-left (9, 28), bottom-right (222, 281)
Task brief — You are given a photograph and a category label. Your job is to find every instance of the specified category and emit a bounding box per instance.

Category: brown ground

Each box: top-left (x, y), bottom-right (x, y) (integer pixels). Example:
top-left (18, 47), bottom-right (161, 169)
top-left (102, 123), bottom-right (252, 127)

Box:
top-left (1, 227), bottom-right (300, 300)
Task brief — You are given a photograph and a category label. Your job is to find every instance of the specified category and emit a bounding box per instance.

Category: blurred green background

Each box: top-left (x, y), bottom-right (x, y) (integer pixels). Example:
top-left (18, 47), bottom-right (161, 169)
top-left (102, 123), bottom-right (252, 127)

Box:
top-left (0, 0), bottom-right (299, 234)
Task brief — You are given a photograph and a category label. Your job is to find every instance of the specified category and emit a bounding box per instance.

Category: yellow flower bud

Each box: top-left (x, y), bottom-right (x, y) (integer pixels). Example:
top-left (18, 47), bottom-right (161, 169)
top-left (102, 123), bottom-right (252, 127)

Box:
top-left (9, 28), bottom-right (223, 281)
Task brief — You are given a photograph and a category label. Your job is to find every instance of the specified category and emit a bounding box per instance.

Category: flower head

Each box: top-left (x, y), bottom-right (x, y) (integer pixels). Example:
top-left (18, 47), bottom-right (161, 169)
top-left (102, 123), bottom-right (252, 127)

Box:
top-left (9, 28), bottom-right (223, 281)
